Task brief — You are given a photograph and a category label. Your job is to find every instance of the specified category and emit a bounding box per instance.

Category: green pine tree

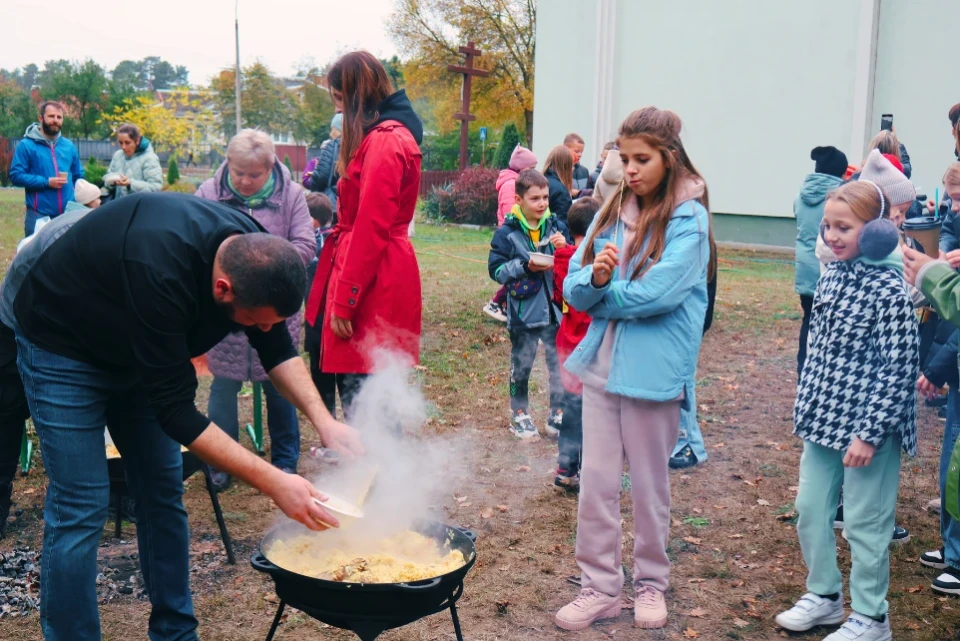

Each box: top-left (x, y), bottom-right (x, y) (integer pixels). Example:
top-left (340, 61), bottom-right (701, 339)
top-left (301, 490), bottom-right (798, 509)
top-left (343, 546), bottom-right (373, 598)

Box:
top-left (167, 157), bottom-right (180, 185)
top-left (494, 123), bottom-right (521, 169)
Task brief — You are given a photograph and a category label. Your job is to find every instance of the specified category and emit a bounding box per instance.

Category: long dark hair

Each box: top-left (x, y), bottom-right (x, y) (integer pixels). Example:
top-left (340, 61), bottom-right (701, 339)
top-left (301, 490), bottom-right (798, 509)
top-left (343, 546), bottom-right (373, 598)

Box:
top-left (327, 51), bottom-right (395, 174)
top-left (582, 107), bottom-right (717, 282)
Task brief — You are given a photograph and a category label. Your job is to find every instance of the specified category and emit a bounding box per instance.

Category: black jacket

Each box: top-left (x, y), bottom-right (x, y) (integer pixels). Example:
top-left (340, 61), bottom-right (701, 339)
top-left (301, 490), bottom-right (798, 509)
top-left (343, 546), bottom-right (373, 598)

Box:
top-left (924, 328), bottom-right (959, 389)
top-left (13, 193), bottom-right (298, 446)
top-left (310, 138), bottom-right (341, 195)
top-left (545, 167), bottom-right (573, 226)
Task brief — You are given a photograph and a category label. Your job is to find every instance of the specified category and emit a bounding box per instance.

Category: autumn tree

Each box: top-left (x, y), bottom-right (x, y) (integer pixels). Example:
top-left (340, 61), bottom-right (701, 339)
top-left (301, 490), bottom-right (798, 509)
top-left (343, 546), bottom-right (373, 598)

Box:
top-left (38, 59), bottom-right (109, 138)
top-left (0, 77), bottom-right (36, 140)
top-left (388, 0), bottom-right (535, 144)
top-left (111, 57), bottom-right (189, 91)
top-left (211, 61), bottom-right (294, 139)
top-left (292, 81), bottom-right (336, 147)
top-left (101, 91), bottom-right (214, 157)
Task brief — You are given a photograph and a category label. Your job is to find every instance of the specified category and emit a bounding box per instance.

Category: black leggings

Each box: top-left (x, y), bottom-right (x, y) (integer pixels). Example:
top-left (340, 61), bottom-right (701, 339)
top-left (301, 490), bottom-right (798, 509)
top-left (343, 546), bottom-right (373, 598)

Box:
top-left (798, 294), bottom-right (814, 376)
top-left (306, 337), bottom-right (367, 421)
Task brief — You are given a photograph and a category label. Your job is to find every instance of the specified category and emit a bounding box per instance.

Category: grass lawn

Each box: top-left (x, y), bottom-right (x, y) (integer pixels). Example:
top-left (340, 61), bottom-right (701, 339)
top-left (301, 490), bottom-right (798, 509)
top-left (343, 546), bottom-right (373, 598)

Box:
top-left (0, 188), bottom-right (956, 640)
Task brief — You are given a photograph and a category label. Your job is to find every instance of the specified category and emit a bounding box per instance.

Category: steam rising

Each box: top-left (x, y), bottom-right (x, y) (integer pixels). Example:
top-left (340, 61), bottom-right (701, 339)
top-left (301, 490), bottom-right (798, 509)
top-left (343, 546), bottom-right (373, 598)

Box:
top-left (273, 350), bottom-right (468, 547)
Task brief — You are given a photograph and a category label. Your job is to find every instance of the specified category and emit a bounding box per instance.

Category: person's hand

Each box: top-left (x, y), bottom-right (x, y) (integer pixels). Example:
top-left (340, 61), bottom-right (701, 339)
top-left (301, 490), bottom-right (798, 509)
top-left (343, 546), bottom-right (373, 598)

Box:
top-left (549, 232), bottom-right (567, 249)
top-left (330, 314), bottom-right (353, 339)
top-left (944, 249), bottom-right (960, 269)
top-left (929, 199), bottom-right (938, 214)
top-left (527, 260), bottom-right (549, 273)
top-left (571, 189), bottom-right (580, 198)
top-left (918, 374), bottom-right (941, 400)
top-left (48, 176), bottom-right (66, 189)
top-left (903, 244), bottom-right (934, 286)
top-left (318, 417), bottom-right (365, 461)
top-left (268, 471), bottom-right (339, 531)
top-left (591, 242), bottom-right (619, 287)
top-left (116, 175), bottom-right (130, 187)
top-left (843, 437), bottom-right (876, 468)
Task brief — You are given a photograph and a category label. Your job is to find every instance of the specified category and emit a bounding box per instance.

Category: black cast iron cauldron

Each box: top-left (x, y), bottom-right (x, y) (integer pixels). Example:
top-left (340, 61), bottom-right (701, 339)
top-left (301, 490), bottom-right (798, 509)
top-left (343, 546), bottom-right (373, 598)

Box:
top-left (251, 520), bottom-right (477, 641)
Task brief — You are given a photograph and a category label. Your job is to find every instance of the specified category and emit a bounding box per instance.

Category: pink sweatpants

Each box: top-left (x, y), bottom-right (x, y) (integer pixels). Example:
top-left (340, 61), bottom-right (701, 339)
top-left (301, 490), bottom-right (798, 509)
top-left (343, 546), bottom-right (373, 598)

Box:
top-left (575, 382), bottom-right (681, 596)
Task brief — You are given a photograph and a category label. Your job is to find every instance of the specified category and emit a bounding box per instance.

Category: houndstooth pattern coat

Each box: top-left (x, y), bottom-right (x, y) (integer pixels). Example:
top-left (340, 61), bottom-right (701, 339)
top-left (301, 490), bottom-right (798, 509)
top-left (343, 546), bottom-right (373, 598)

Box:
top-left (794, 260), bottom-right (919, 456)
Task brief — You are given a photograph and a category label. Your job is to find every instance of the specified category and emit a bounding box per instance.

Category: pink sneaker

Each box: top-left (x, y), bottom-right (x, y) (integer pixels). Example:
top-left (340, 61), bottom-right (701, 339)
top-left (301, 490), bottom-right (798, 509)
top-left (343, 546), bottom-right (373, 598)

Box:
top-left (554, 588), bottom-right (622, 631)
top-left (633, 586), bottom-right (668, 629)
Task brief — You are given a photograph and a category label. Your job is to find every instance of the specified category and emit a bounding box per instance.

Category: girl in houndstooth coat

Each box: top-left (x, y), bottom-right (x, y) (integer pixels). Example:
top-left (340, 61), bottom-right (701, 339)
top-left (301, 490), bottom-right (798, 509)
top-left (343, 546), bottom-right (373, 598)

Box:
top-left (777, 181), bottom-right (918, 641)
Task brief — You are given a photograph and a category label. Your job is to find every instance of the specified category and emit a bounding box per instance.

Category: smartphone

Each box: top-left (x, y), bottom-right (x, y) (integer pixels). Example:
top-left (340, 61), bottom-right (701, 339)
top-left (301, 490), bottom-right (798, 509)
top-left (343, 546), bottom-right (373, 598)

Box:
top-left (881, 114), bottom-right (894, 131)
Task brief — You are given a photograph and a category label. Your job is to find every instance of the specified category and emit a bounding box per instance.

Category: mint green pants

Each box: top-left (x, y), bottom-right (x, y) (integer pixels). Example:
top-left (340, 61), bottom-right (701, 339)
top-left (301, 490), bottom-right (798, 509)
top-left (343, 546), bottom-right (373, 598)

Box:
top-left (795, 438), bottom-right (901, 618)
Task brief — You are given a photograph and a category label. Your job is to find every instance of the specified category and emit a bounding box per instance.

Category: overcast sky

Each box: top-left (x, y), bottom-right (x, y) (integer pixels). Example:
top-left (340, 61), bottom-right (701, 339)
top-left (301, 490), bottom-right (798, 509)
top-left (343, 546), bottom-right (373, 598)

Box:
top-left (2, 0), bottom-right (399, 85)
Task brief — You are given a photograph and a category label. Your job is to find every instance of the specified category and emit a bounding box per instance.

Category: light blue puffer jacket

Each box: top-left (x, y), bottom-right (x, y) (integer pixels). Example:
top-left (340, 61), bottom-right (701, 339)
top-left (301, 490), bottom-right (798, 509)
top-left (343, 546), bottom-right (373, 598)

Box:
top-left (794, 172), bottom-right (843, 297)
top-left (563, 197), bottom-right (710, 402)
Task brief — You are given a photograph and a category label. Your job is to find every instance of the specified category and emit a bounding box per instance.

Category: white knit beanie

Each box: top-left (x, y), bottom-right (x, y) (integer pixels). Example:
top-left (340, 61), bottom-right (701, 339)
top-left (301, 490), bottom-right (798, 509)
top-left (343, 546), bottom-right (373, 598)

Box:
top-left (858, 149), bottom-right (916, 207)
top-left (73, 179), bottom-right (101, 206)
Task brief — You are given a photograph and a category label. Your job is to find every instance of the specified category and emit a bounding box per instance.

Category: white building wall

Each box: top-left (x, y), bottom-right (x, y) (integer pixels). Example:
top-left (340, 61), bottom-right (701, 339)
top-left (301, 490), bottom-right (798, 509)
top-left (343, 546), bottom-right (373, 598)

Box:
top-left (534, 0), bottom-right (925, 219)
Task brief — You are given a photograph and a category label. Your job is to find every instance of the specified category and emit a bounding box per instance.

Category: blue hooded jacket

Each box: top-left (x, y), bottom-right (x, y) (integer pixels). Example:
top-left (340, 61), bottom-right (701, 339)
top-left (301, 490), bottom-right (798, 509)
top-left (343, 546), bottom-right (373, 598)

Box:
top-left (794, 172), bottom-right (843, 297)
top-left (9, 123), bottom-right (83, 217)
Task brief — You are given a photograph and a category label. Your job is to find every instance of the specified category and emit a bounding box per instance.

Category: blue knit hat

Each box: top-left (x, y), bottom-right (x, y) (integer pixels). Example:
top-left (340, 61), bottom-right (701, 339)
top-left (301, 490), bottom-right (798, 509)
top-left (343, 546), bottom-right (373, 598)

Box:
top-left (331, 113), bottom-right (343, 132)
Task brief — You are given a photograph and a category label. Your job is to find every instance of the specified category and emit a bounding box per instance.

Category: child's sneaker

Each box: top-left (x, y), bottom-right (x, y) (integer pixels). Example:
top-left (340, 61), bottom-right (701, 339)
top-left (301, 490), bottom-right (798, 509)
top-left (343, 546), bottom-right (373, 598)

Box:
top-left (841, 525), bottom-right (909, 546)
top-left (774, 593), bottom-right (845, 632)
top-left (554, 588), bottom-right (621, 631)
top-left (921, 547), bottom-right (948, 570)
top-left (928, 497), bottom-right (942, 513)
top-left (932, 567), bottom-right (960, 595)
top-left (482, 300), bottom-right (507, 322)
top-left (554, 471), bottom-right (580, 493)
top-left (509, 410), bottom-right (539, 439)
top-left (633, 585), bottom-right (668, 629)
top-left (544, 409), bottom-right (562, 438)
top-left (833, 505), bottom-right (844, 529)
top-left (822, 613), bottom-right (891, 641)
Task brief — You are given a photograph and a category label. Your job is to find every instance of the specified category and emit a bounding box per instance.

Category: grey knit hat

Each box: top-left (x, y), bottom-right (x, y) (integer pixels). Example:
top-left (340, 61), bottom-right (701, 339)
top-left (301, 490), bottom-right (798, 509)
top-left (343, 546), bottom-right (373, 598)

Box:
top-left (858, 149), bottom-right (916, 206)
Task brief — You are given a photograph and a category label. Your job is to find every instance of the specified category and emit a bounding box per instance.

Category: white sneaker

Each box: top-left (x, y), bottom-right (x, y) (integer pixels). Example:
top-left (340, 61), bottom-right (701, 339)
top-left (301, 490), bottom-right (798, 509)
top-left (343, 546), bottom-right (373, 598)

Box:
top-left (921, 548), bottom-right (947, 570)
top-left (775, 593), bottom-right (845, 632)
top-left (482, 301), bottom-right (507, 323)
top-left (932, 567), bottom-right (960, 595)
top-left (544, 409), bottom-right (562, 438)
top-left (509, 411), bottom-right (539, 439)
top-left (823, 613), bottom-right (892, 641)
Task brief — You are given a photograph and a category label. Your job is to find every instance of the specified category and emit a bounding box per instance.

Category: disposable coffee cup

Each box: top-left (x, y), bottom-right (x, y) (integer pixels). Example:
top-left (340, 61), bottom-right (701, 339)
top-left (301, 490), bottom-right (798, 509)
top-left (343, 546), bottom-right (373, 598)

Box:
top-left (902, 217), bottom-right (940, 258)
top-left (58, 171), bottom-right (67, 181)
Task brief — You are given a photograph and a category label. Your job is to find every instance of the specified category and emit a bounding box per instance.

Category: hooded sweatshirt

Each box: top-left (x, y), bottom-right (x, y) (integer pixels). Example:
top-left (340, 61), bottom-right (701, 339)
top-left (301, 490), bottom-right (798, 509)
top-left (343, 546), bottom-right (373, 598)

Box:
top-left (794, 172), bottom-right (844, 297)
top-left (9, 123), bottom-right (84, 217)
top-left (582, 174), bottom-right (706, 388)
top-left (366, 89), bottom-right (424, 145)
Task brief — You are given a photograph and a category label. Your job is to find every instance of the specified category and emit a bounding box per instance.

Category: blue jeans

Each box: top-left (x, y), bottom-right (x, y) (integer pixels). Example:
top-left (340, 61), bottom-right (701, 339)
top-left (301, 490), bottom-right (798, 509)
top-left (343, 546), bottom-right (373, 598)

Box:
top-left (207, 377), bottom-right (300, 470)
top-left (24, 207), bottom-right (48, 238)
top-left (15, 332), bottom-right (197, 641)
top-left (941, 388), bottom-right (960, 570)
top-left (672, 384), bottom-right (708, 463)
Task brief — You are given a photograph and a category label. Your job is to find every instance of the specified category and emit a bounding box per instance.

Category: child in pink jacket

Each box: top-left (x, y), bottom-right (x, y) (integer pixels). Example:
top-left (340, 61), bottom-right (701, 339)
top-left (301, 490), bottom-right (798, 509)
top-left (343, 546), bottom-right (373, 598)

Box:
top-left (483, 145), bottom-right (538, 321)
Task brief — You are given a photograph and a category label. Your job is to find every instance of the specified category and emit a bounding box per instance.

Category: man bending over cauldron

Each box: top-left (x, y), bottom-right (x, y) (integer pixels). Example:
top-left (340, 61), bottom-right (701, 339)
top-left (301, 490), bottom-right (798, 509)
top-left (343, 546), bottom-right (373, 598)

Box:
top-left (8, 192), bottom-right (364, 641)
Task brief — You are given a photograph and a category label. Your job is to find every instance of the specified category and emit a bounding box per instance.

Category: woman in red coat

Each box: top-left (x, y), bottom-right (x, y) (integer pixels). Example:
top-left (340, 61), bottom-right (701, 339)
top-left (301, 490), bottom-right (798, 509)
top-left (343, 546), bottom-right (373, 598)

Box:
top-left (304, 51), bottom-right (423, 417)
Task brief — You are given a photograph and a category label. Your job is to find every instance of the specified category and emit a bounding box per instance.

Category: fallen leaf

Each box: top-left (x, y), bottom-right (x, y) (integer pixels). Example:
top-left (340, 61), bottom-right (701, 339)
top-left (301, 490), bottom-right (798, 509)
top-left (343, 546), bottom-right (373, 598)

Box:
top-left (776, 510), bottom-right (797, 521)
top-left (454, 495), bottom-right (467, 503)
top-left (683, 536), bottom-right (702, 545)
top-left (497, 505), bottom-right (509, 512)
top-left (712, 505), bottom-right (727, 509)
top-left (730, 580), bottom-right (745, 587)
top-left (495, 600), bottom-right (510, 614)
top-left (757, 499), bottom-right (771, 506)
top-left (728, 534), bottom-right (744, 539)
top-left (23, 488), bottom-right (37, 495)
top-left (460, 502), bottom-right (472, 508)
top-left (516, 465), bottom-right (531, 472)
top-left (672, 518), bottom-right (683, 527)
top-left (264, 593), bottom-right (279, 604)
top-left (713, 442), bottom-right (725, 449)
top-left (906, 585), bottom-right (924, 594)
top-left (683, 627), bottom-right (700, 638)
top-left (480, 507), bottom-right (495, 519)
top-left (788, 486), bottom-right (799, 493)
top-left (743, 479), bottom-right (756, 487)
top-left (687, 578), bottom-right (706, 584)
top-left (906, 622), bottom-right (921, 630)
top-left (733, 618), bottom-right (750, 628)
top-left (688, 608), bottom-right (707, 618)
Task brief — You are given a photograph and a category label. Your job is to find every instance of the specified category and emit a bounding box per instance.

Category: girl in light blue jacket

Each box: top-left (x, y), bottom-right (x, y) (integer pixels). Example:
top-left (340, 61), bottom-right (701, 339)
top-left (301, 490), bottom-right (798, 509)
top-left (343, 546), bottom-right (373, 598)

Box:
top-left (554, 107), bottom-right (715, 633)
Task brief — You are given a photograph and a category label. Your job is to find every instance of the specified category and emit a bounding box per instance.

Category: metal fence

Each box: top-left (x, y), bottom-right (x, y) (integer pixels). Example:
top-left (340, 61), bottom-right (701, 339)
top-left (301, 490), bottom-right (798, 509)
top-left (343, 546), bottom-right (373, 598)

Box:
top-left (7, 138), bottom-right (224, 167)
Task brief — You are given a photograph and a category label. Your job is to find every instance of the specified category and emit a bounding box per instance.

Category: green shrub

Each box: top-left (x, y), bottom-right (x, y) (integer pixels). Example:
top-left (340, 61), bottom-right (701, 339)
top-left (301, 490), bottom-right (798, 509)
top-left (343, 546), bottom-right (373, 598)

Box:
top-left (167, 157), bottom-right (180, 185)
top-left (420, 182), bottom-right (456, 222)
top-left (162, 181), bottom-right (196, 194)
top-left (494, 123), bottom-right (521, 169)
top-left (283, 155), bottom-right (293, 173)
top-left (84, 157), bottom-right (107, 188)
top-left (450, 167), bottom-right (499, 225)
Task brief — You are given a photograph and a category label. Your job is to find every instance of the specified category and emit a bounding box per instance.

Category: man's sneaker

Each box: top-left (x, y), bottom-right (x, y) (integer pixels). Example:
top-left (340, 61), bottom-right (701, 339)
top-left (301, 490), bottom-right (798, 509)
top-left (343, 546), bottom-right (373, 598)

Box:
top-left (841, 525), bottom-right (909, 546)
top-left (932, 567), bottom-right (960, 595)
top-left (921, 548), bottom-right (948, 570)
top-left (555, 472), bottom-right (580, 493)
top-left (822, 613), bottom-right (892, 641)
top-left (929, 497), bottom-right (942, 513)
top-left (482, 301), bottom-right (507, 323)
top-left (509, 411), bottom-right (539, 439)
top-left (545, 410), bottom-right (562, 438)
top-left (554, 588), bottom-right (622, 631)
top-left (774, 593), bottom-right (845, 632)
top-left (834, 505), bottom-right (844, 529)
top-left (668, 446), bottom-right (698, 470)
top-left (633, 585), bottom-right (668, 629)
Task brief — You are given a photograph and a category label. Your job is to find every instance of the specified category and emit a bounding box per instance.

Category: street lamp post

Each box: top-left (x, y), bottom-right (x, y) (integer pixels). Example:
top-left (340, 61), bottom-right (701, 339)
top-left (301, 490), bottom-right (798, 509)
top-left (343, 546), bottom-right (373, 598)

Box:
top-left (235, 0), bottom-right (242, 135)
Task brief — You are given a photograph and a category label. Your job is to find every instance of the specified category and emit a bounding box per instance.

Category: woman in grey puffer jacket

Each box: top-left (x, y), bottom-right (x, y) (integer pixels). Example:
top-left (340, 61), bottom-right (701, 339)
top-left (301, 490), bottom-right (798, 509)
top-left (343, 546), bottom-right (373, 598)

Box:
top-left (196, 130), bottom-right (316, 489)
top-left (102, 123), bottom-right (163, 198)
